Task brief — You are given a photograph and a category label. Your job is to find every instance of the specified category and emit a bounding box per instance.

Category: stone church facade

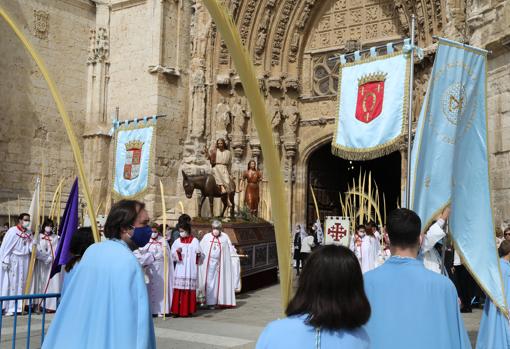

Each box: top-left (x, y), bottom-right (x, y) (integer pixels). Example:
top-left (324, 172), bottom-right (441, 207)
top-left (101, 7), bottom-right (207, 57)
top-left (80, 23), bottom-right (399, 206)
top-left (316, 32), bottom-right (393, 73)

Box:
top-left (1, 0), bottom-right (509, 227)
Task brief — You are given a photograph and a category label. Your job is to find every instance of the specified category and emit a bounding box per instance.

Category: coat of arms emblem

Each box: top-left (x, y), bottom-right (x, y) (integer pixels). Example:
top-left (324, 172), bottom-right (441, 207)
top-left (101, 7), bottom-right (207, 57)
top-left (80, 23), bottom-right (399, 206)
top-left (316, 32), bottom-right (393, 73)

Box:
top-left (123, 140), bottom-right (144, 180)
top-left (355, 72), bottom-right (387, 123)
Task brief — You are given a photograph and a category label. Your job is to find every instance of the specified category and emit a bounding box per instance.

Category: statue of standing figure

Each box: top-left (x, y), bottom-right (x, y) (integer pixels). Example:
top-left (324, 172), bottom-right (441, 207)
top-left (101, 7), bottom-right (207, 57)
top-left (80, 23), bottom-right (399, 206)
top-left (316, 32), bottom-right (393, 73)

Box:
top-left (205, 138), bottom-right (235, 205)
top-left (243, 160), bottom-right (262, 216)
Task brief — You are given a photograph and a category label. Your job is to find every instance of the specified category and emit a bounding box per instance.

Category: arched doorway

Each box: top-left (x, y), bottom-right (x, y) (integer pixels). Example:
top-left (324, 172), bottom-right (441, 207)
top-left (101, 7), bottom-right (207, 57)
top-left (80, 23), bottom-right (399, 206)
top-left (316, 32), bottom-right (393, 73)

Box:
top-left (306, 143), bottom-right (402, 229)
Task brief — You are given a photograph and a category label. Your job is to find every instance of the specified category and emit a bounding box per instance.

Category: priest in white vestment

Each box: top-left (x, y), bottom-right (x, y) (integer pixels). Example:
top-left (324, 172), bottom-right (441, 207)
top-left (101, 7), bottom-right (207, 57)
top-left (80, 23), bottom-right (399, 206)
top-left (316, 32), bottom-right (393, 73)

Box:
top-left (420, 207), bottom-right (450, 274)
top-left (230, 245), bottom-right (241, 292)
top-left (0, 213), bottom-right (36, 315)
top-left (199, 220), bottom-right (236, 308)
top-left (349, 224), bottom-right (379, 273)
top-left (135, 227), bottom-right (174, 316)
top-left (33, 220), bottom-right (61, 311)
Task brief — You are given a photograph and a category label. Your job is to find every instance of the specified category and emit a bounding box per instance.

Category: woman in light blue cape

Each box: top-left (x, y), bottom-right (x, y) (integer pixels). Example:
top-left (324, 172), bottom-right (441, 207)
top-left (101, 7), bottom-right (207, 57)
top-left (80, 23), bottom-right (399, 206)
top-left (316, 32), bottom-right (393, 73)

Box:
top-left (476, 240), bottom-right (510, 349)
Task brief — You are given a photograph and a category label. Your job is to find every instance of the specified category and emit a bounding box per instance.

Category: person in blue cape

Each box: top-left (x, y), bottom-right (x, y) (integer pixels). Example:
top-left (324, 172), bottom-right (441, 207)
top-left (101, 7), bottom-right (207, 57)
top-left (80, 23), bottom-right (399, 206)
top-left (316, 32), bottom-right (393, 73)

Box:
top-left (475, 240), bottom-right (510, 349)
top-left (363, 208), bottom-right (471, 349)
top-left (43, 200), bottom-right (156, 349)
top-left (256, 245), bottom-right (370, 348)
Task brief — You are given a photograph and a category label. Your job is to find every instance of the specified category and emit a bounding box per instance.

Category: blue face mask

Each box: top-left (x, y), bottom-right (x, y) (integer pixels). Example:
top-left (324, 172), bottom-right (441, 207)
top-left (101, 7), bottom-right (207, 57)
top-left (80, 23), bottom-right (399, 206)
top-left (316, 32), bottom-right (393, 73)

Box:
top-left (131, 226), bottom-right (152, 248)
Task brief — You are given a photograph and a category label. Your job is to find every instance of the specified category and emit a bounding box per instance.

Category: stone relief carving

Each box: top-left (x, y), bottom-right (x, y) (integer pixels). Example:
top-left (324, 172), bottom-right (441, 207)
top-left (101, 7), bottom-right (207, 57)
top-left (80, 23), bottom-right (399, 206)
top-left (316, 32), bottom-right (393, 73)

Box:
top-left (282, 99), bottom-right (300, 142)
top-left (215, 97), bottom-right (231, 139)
top-left (240, 0), bottom-right (257, 44)
top-left (88, 27), bottom-right (109, 64)
top-left (271, 0), bottom-right (298, 66)
top-left (190, 58), bottom-right (207, 138)
top-left (269, 99), bottom-right (282, 145)
top-left (33, 10), bottom-right (49, 40)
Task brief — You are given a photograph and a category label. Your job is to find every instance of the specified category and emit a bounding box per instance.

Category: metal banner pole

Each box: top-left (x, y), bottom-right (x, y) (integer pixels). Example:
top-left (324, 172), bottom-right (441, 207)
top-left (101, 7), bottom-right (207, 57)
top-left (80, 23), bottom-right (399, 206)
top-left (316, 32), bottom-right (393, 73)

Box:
top-left (405, 14), bottom-right (416, 208)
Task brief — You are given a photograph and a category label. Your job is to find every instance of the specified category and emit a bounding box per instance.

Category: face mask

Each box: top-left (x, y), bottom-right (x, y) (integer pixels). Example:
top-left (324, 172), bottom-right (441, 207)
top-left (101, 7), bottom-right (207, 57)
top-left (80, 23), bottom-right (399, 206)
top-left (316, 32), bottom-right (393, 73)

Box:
top-left (179, 231), bottom-right (188, 238)
top-left (358, 231), bottom-right (366, 238)
top-left (212, 229), bottom-right (220, 237)
top-left (130, 226), bottom-right (152, 248)
top-left (44, 226), bottom-right (52, 234)
top-left (22, 221), bottom-right (31, 229)
top-left (151, 232), bottom-right (158, 239)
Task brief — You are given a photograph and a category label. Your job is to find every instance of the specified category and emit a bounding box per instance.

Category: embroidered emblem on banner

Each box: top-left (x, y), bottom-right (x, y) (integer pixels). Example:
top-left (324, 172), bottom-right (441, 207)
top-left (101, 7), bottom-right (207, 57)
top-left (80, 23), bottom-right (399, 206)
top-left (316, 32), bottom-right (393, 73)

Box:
top-left (123, 140), bottom-right (144, 180)
top-left (355, 72), bottom-right (387, 123)
top-left (327, 223), bottom-right (347, 242)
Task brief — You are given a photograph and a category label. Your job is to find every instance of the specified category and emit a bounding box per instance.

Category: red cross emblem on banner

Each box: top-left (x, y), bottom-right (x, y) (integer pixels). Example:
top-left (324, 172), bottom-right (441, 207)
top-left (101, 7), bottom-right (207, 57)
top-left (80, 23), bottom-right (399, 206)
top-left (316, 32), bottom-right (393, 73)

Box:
top-left (327, 223), bottom-right (347, 242)
top-left (355, 72), bottom-right (387, 123)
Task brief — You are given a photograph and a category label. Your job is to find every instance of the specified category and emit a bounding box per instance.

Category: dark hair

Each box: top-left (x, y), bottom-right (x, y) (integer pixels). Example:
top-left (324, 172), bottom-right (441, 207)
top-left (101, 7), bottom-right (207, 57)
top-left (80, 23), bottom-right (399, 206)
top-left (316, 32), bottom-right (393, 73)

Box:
top-left (286, 245), bottom-right (371, 330)
top-left (504, 227), bottom-right (510, 234)
top-left (178, 214), bottom-right (191, 225)
top-left (104, 200), bottom-right (145, 239)
top-left (177, 222), bottom-right (191, 233)
top-left (499, 240), bottom-right (510, 257)
top-left (65, 227), bottom-right (95, 272)
top-left (386, 208), bottom-right (421, 248)
top-left (17, 213), bottom-right (30, 222)
top-left (39, 218), bottom-right (54, 235)
top-left (366, 221), bottom-right (378, 229)
top-left (247, 160), bottom-right (257, 169)
top-left (356, 224), bottom-right (366, 231)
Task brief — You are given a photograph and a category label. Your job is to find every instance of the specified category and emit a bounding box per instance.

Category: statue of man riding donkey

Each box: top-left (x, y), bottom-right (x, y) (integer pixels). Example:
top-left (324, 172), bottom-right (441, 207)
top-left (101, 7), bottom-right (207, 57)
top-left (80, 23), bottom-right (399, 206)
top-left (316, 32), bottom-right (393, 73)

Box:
top-left (182, 138), bottom-right (236, 218)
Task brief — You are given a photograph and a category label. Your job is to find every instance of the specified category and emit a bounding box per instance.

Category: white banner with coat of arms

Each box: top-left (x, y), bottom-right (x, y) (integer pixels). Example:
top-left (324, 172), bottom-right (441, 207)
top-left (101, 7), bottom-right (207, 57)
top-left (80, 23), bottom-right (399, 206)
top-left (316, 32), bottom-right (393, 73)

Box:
top-left (113, 119), bottom-right (156, 199)
top-left (332, 49), bottom-right (411, 160)
top-left (324, 216), bottom-right (350, 247)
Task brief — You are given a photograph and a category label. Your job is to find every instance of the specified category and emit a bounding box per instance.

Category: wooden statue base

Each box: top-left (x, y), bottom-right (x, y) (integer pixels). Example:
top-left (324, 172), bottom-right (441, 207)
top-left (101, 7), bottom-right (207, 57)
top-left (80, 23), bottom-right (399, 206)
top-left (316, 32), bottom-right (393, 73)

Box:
top-left (192, 219), bottom-right (278, 292)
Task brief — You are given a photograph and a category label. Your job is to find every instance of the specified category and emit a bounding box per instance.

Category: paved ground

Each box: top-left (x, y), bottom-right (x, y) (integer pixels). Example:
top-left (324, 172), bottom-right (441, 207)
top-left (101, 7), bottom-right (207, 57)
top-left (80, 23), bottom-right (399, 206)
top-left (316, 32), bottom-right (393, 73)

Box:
top-left (0, 283), bottom-right (482, 349)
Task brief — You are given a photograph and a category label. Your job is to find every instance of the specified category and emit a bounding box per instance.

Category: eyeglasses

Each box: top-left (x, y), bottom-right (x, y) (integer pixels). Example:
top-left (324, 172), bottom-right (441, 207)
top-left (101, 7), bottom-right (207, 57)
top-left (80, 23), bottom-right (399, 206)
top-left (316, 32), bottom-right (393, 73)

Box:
top-left (505, 233), bottom-right (510, 236)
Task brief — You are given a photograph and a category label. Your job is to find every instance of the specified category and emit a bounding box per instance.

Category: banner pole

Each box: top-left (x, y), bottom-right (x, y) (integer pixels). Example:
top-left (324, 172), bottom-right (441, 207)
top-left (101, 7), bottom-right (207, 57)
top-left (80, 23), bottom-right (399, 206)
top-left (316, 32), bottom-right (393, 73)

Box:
top-left (405, 14), bottom-right (416, 209)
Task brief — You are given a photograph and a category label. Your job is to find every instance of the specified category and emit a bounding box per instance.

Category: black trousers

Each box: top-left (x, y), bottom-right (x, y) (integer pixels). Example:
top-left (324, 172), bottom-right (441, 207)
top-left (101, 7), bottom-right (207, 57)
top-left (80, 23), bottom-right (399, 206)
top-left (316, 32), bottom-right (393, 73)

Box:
top-left (294, 250), bottom-right (302, 274)
top-left (455, 265), bottom-right (475, 310)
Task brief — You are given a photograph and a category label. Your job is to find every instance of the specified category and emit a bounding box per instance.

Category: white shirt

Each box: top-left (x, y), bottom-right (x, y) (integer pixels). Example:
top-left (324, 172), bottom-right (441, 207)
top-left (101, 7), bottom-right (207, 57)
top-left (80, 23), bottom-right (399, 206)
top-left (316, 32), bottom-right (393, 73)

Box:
top-left (300, 236), bottom-right (315, 254)
top-left (421, 219), bottom-right (446, 274)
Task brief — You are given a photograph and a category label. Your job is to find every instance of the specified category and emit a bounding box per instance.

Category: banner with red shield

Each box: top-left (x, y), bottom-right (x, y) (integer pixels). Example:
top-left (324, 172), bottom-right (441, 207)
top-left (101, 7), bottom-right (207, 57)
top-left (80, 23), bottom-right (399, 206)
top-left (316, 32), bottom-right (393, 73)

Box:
top-left (332, 51), bottom-right (411, 160)
top-left (113, 119), bottom-right (156, 199)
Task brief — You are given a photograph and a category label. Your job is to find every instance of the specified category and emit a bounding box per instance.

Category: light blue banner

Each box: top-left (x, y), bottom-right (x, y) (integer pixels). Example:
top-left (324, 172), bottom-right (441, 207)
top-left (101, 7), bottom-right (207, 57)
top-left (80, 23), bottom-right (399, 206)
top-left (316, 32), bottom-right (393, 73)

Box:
top-left (411, 38), bottom-right (506, 313)
top-left (113, 123), bottom-right (155, 198)
top-left (332, 52), bottom-right (410, 160)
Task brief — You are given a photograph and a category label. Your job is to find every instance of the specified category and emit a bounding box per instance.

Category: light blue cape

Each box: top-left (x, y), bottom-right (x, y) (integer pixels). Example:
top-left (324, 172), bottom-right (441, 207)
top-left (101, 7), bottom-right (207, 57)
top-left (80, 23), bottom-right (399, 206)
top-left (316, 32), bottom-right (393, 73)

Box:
top-left (43, 240), bottom-right (156, 349)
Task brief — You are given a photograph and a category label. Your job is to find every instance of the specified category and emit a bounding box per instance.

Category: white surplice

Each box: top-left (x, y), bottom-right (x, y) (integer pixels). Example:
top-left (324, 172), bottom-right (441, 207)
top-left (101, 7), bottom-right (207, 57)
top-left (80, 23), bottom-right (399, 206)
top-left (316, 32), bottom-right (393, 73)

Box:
top-left (171, 237), bottom-right (203, 291)
top-left (230, 245), bottom-right (241, 292)
top-left (350, 234), bottom-right (379, 273)
top-left (0, 226), bottom-right (33, 314)
top-left (420, 218), bottom-right (446, 274)
top-left (199, 232), bottom-right (236, 307)
top-left (134, 236), bottom-right (174, 315)
top-left (33, 233), bottom-right (61, 310)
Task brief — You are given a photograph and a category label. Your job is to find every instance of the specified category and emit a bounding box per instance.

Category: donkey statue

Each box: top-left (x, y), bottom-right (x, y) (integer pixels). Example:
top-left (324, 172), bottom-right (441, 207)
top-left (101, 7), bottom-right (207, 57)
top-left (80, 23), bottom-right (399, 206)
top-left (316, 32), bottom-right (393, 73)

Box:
top-left (182, 171), bottom-right (235, 218)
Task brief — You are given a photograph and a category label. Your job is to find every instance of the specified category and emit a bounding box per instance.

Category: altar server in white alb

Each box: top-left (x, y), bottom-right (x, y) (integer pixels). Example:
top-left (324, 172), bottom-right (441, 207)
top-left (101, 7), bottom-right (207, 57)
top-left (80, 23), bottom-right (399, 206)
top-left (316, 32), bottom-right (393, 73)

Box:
top-left (33, 219), bottom-right (61, 311)
top-left (171, 221), bottom-right (203, 317)
top-left (420, 207), bottom-right (450, 274)
top-left (199, 220), bottom-right (236, 308)
top-left (135, 224), bottom-right (174, 317)
top-left (0, 213), bottom-right (36, 315)
top-left (349, 224), bottom-right (379, 273)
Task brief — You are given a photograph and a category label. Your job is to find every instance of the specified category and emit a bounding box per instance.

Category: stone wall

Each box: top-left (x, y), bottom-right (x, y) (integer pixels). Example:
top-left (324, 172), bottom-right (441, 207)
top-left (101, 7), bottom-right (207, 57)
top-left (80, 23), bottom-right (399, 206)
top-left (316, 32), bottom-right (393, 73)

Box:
top-left (0, 0), bottom-right (95, 222)
top-left (468, 0), bottom-right (510, 226)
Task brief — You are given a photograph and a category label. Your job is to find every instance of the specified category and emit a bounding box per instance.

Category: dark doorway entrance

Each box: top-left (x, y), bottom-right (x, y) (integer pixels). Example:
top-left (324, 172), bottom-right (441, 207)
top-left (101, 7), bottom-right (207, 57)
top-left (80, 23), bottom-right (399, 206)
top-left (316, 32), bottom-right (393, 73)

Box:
top-left (306, 143), bottom-right (401, 229)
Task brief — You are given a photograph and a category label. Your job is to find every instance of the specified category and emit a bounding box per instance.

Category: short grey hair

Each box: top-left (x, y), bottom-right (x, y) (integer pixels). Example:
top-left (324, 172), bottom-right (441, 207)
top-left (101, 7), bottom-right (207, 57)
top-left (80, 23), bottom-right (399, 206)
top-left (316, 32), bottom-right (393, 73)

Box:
top-left (212, 220), bottom-right (222, 230)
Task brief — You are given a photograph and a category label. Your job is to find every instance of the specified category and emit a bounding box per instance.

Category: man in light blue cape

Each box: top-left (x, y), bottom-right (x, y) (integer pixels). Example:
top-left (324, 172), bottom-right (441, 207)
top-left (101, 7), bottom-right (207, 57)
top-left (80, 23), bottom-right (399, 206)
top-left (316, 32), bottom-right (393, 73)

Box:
top-left (43, 200), bottom-right (156, 349)
top-left (364, 208), bottom-right (470, 349)
top-left (476, 240), bottom-right (510, 349)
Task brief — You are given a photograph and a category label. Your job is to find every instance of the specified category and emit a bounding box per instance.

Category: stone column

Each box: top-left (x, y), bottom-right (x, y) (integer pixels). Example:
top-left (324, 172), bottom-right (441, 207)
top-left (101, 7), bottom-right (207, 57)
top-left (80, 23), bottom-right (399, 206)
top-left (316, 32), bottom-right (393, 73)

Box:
top-left (83, 0), bottom-right (112, 211)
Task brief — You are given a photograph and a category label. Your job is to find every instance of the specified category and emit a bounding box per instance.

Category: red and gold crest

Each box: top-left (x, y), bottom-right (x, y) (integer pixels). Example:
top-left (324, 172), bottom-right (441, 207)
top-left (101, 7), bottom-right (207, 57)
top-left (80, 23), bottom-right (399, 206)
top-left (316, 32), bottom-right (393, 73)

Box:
top-left (355, 72), bottom-right (387, 123)
top-left (123, 140), bottom-right (144, 180)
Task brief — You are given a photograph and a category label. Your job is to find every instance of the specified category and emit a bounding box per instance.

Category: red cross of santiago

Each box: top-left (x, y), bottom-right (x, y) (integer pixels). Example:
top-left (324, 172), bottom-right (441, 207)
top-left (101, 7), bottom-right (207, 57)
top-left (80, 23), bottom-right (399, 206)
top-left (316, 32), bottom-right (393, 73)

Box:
top-left (327, 223), bottom-right (347, 241)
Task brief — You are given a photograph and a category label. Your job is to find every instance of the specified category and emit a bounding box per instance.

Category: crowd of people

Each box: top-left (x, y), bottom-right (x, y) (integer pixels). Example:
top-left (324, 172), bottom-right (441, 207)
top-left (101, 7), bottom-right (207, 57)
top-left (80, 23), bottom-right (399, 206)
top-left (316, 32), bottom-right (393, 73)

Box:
top-left (1, 201), bottom-right (508, 348)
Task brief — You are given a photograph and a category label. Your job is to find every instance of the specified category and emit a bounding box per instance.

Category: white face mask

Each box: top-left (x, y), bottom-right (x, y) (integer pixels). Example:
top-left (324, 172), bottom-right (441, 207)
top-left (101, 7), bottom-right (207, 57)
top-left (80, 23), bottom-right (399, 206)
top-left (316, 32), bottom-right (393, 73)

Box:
top-left (179, 231), bottom-right (188, 238)
top-left (358, 231), bottom-right (366, 238)
top-left (212, 229), bottom-right (220, 237)
top-left (44, 226), bottom-right (52, 234)
top-left (22, 221), bottom-right (31, 229)
top-left (151, 232), bottom-right (158, 239)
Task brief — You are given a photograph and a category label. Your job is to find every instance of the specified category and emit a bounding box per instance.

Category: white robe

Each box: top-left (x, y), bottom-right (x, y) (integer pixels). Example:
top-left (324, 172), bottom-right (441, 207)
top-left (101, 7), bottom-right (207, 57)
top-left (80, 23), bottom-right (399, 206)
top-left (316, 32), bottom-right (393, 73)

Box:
top-left (0, 226), bottom-right (33, 314)
top-left (199, 233), bottom-right (236, 307)
top-left (171, 237), bottom-right (203, 290)
top-left (420, 219), bottom-right (446, 274)
top-left (134, 236), bottom-right (174, 315)
top-left (350, 235), bottom-right (378, 273)
top-left (33, 233), bottom-right (62, 310)
top-left (230, 245), bottom-right (241, 292)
